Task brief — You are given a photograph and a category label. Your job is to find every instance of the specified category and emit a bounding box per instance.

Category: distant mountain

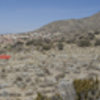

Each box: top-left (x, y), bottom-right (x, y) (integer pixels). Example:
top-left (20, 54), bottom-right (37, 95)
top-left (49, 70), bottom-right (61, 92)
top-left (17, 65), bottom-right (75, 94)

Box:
top-left (26, 12), bottom-right (100, 42)
top-left (34, 12), bottom-right (100, 33)
top-left (0, 12), bottom-right (100, 45)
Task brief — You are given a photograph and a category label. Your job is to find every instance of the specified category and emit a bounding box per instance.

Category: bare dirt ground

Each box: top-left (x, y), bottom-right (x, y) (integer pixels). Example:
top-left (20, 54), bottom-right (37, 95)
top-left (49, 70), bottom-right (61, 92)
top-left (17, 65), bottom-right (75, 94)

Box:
top-left (0, 44), bottom-right (100, 100)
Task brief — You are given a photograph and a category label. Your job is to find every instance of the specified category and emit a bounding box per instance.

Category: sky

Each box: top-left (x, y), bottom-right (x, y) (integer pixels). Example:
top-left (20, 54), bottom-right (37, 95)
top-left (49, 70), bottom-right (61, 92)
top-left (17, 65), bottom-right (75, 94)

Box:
top-left (0, 0), bottom-right (100, 34)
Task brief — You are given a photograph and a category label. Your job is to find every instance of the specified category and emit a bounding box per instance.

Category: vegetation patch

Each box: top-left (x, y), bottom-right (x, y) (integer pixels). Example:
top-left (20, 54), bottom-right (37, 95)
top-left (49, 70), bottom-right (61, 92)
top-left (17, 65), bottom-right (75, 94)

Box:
top-left (35, 93), bottom-right (62, 100)
top-left (42, 43), bottom-right (52, 51)
top-left (57, 42), bottom-right (64, 50)
top-left (26, 39), bottom-right (43, 46)
top-left (77, 39), bottom-right (91, 47)
top-left (73, 78), bottom-right (100, 100)
top-left (95, 39), bottom-right (100, 46)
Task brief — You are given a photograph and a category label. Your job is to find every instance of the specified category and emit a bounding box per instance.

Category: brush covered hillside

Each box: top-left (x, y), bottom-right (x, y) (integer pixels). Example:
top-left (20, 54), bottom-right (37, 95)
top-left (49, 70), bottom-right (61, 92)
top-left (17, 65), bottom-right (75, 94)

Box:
top-left (0, 12), bottom-right (100, 100)
top-left (32, 12), bottom-right (100, 43)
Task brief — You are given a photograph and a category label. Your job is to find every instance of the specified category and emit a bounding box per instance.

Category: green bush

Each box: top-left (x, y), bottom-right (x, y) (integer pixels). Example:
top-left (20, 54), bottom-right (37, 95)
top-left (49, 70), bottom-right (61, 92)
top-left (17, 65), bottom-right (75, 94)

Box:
top-left (26, 39), bottom-right (43, 46)
top-left (95, 39), bottom-right (100, 46)
top-left (77, 39), bottom-right (91, 47)
top-left (66, 38), bottom-right (75, 44)
top-left (26, 40), bottom-right (34, 45)
top-left (73, 78), bottom-right (100, 100)
top-left (42, 43), bottom-right (52, 51)
top-left (35, 93), bottom-right (62, 100)
top-left (26, 38), bottom-right (52, 51)
top-left (35, 93), bottom-right (46, 100)
top-left (57, 42), bottom-right (64, 50)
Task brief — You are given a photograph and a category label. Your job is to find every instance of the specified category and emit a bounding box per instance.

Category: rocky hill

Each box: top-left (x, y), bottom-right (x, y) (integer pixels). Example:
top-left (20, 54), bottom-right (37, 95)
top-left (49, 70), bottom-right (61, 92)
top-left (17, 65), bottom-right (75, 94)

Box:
top-left (0, 12), bottom-right (100, 100)
top-left (31, 12), bottom-right (100, 42)
top-left (0, 12), bottom-right (100, 45)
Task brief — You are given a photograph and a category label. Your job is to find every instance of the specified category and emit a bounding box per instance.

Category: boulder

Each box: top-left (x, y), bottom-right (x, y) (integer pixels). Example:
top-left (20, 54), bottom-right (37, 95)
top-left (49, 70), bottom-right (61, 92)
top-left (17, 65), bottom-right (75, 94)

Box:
top-left (57, 80), bottom-right (76, 100)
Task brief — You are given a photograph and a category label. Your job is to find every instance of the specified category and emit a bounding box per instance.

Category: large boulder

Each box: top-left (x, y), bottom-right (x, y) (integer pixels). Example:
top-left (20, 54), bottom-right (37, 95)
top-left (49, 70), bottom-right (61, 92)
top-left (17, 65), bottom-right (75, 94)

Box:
top-left (57, 80), bottom-right (76, 100)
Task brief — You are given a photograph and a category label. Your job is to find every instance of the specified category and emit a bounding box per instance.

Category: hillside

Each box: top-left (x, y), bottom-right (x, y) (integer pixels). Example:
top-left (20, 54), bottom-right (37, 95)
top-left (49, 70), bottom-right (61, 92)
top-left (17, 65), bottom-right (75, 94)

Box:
top-left (1, 12), bottom-right (100, 45)
top-left (30, 12), bottom-right (100, 41)
top-left (0, 12), bottom-right (100, 100)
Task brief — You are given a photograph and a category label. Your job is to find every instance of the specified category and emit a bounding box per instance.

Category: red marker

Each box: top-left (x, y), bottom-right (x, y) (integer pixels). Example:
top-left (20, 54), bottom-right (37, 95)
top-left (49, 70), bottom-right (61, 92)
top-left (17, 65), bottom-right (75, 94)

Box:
top-left (0, 55), bottom-right (11, 60)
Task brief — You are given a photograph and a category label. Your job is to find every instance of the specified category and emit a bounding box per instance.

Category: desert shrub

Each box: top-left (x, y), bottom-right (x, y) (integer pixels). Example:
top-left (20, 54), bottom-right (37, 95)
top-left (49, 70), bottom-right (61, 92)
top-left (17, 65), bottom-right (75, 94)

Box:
top-left (26, 39), bottom-right (43, 46)
top-left (35, 93), bottom-right (45, 100)
top-left (57, 42), bottom-right (64, 50)
top-left (87, 32), bottom-right (95, 40)
top-left (66, 38), bottom-right (76, 44)
top-left (35, 93), bottom-right (50, 100)
top-left (58, 37), bottom-right (65, 42)
top-left (77, 39), bottom-right (91, 47)
top-left (35, 93), bottom-right (62, 100)
top-left (42, 43), bottom-right (52, 51)
top-left (12, 41), bottom-right (24, 48)
top-left (73, 78), bottom-right (100, 100)
top-left (26, 40), bottom-right (34, 45)
top-left (95, 39), bottom-right (100, 46)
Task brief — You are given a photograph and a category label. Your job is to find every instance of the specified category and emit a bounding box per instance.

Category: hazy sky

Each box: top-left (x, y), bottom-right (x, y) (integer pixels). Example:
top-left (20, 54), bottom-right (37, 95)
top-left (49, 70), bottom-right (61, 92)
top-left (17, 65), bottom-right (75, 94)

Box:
top-left (0, 0), bottom-right (100, 33)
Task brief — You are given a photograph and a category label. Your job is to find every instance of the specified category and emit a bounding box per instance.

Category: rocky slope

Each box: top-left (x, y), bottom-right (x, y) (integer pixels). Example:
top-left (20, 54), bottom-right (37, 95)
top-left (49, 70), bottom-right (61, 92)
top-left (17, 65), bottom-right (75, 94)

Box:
top-left (1, 44), bottom-right (100, 100)
top-left (30, 12), bottom-right (100, 42)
